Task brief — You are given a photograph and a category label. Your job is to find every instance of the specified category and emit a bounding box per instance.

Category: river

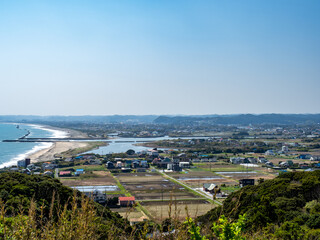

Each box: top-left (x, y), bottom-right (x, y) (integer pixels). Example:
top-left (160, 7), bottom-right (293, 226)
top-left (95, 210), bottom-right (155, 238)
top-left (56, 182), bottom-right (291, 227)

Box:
top-left (84, 136), bottom-right (208, 154)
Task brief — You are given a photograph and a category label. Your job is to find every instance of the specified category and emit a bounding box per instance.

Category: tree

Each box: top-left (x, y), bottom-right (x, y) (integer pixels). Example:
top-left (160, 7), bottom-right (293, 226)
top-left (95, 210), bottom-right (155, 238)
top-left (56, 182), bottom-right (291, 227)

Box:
top-left (212, 214), bottom-right (246, 240)
top-left (126, 149), bottom-right (135, 155)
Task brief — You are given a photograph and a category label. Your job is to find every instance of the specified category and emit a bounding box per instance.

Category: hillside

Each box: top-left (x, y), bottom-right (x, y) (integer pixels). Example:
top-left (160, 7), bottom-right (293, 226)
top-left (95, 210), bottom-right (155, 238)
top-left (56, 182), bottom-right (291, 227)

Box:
top-left (0, 172), bottom-right (129, 239)
top-left (154, 114), bottom-right (320, 125)
top-left (198, 171), bottom-right (320, 238)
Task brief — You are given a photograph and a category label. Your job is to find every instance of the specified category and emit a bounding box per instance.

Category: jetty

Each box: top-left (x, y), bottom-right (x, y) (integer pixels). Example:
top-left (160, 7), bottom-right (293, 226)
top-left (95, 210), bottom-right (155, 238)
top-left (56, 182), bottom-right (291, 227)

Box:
top-left (3, 138), bottom-right (111, 143)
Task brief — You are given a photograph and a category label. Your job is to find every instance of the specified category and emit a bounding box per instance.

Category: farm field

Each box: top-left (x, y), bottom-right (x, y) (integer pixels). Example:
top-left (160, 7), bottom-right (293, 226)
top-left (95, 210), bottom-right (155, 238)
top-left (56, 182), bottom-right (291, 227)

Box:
top-left (195, 163), bottom-right (250, 172)
top-left (174, 163), bottom-right (279, 188)
top-left (166, 170), bottom-right (235, 188)
top-left (111, 206), bottom-right (146, 222)
top-left (60, 170), bottom-right (117, 186)
top-left (267, 157), bottom-right (313, 165)
top-left (114, 172), bottom-right (200, 200)
top-left (140, 200), bottom-right (215, 222)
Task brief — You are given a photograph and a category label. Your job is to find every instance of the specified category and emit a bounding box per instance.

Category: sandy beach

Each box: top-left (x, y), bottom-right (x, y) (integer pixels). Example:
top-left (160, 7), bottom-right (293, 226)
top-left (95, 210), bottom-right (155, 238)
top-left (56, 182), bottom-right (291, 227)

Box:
top-left (27, 126), bottom-right (94, 163)
top-left (28, 141), bottom-right (92, 163)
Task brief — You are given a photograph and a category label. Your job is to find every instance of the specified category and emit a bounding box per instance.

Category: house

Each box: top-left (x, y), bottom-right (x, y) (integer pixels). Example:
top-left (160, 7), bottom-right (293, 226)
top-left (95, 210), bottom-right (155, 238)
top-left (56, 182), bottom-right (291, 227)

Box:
top-left (90, 159), bottom-right (101, 165)
top-left (265, 150), bottom-right (275, 156)
top-left (179, 162), bottom-right (190, 168)
top-left (279, 162), bottom-right (289, 168)
top-left (75, 169), bottom-right (85, 176)
top-left (17, 160), bottom-right (27, 168)
top-left (132, 161), bottom-right (140, 168)
top-left (167, 161), bottom-right (182, 171)
top-left (43, 171), bottom-right (53, 177)
top-left (298, 154), bottom-right (312, 159)
top-left (116, 161), bottom-right (123, 168)
top-left (258, 157), bottom-right (268, 164)
top-left (287, 160), bottom-right (294, 167)
top-left (140, 160), bottom-right (148, 168)
top-left (42, 163), bottom-right (57, 171)
top-left (147, 149), bottom-right (159, 157)
top-left (282, 146), bottom-right (289, 153)
top-left (203, 183), bottom-right (220, 194)
top-left (247, 157), bottom-right (257, 164)
top-left (59, 171), bottom-right (72, 177)
top-left (17, 158), bottom-right (31, 168)
top-left (265, 162), bottom-right (274, 168)
top-left (27, 164), bottom-right (36, 170)
top-left (239, 179), bottom-right (255, 187)
top-left (230, 157), bottom-right (245, 164)
top-left (156, 158), bottom-right (171, 169)
top-left (310, 156), bottom-right (320, 161)
top-left (88, 190), bottom-right (107, 204)
top-left (106, 161), bottom-right (115, 169)
top-left (177, 153), bottom-right (187, 161)
top-left (119, 196), bottom-right (135, 207)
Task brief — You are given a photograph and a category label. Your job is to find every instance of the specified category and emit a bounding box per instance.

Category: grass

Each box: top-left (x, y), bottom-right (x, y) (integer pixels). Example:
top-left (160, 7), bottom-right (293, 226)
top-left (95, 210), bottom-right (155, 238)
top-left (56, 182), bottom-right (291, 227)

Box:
top-left (109, 172), bottom-right (133, 198)
top-left (141, 201), bottom-right (215, 223)
top-left (220, 185), bottom-right (241, 194)
top-left (60, 141), bottom-right (107, 157)
top-left (59, 165), bottom-right (106, 171)
top-left (211, 167), bottom-right (252, 172)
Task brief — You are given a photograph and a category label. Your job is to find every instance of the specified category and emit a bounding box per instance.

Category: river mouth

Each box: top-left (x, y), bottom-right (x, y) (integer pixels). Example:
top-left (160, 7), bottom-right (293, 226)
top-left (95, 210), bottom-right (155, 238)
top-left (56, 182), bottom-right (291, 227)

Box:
top-left (85, 136), bottom-right (210, 154)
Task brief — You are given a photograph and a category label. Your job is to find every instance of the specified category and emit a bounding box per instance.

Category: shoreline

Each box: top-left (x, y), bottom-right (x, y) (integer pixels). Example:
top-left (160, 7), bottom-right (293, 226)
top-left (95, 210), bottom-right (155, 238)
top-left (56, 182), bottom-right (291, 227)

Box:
top-left (0, 124), bottom-right (94, 168)
top-left (27, 141), bottom-right (96, 163)
top-left (26, 124), bottom-right (93, 163)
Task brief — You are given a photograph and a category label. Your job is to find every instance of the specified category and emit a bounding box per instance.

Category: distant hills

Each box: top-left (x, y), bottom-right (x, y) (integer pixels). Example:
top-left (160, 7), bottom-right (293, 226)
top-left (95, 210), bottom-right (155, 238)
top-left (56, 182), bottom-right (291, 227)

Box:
top-left (153, 114), bottom-right (320, 125)
top-left (0, 115), bottom-right (158, 123)
top-left (0, 114), bottom-right (319, 125)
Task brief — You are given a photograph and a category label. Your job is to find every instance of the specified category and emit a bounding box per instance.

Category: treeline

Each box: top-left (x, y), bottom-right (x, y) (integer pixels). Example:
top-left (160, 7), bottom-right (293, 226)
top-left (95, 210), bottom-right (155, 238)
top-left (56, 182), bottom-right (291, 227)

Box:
top-left (154, 114), bottom-right (320, 125)
top-left (198, 170), bottom-right (320, 239)
top-left (0, 173), bottom-right (129, 239)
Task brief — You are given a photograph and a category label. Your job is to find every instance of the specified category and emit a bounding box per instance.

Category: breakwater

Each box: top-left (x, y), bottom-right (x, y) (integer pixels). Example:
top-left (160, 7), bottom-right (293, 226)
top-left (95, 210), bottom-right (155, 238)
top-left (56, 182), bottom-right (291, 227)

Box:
top-left (3, 138), bottom-right (111, 143)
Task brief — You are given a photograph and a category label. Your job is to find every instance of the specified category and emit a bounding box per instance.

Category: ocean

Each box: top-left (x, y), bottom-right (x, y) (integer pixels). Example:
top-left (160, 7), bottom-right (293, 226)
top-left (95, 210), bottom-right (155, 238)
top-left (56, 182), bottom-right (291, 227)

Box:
top-left (0, 123), bottom-right (67, 168)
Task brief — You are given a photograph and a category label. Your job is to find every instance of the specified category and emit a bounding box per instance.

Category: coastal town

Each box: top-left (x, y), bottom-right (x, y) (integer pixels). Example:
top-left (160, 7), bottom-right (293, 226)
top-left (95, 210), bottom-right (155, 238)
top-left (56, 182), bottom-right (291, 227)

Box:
top-left (2, 117), bottom-right (320, 225)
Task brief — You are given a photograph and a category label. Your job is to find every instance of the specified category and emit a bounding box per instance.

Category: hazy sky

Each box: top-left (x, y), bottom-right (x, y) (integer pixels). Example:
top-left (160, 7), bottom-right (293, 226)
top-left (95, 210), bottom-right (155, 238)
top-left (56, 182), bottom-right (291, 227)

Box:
top-left (0, 0), bottom-right (319, 115)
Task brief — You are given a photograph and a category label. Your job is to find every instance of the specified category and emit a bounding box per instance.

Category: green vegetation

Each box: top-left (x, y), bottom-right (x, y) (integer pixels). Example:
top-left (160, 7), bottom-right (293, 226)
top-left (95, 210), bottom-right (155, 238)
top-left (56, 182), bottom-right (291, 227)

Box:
top-left (198, 170), bottom-right (320, 239)
top-left (60, 165), bottom-right (106, 172)
top-left (4, 169), bottom-right (320, 238)
top-left (0, 172), bottom-right (129, 239)
top-left (58, 142), bottom-right (107, 157)
top-left (212, 214), bottom-right (246, 240)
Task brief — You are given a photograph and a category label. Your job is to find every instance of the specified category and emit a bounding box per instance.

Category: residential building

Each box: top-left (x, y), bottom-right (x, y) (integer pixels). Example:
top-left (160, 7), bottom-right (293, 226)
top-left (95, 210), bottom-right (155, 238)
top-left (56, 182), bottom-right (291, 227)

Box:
top-left (119, 196), bottom-right (135, 207)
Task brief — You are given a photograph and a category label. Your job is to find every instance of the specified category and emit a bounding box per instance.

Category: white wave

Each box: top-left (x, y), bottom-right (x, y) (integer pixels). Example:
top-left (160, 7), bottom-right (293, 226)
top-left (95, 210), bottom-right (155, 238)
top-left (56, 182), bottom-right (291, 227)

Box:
top-left (26, 124), bottom-right (69, 138)
top-left (0, 142), bottom-right (53, 169)
top-left (0, 123), bottom-right (69, 169)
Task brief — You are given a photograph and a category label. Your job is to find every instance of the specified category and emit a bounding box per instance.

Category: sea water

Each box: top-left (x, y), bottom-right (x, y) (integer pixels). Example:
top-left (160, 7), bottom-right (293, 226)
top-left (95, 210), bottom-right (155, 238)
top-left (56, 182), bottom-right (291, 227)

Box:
top-left (0, 123), bottom-right (67, 168)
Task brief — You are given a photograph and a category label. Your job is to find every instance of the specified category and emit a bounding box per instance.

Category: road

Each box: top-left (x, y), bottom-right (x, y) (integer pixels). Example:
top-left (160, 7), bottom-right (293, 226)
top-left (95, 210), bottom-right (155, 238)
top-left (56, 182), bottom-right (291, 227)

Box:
top-left (152, 167), bottom-right (222, 206)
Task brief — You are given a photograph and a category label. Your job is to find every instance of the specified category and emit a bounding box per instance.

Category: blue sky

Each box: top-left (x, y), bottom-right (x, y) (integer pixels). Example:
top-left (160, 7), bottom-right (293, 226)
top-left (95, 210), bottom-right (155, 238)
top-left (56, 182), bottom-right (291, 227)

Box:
top-left (0, 0), bottom-right (319, 115)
